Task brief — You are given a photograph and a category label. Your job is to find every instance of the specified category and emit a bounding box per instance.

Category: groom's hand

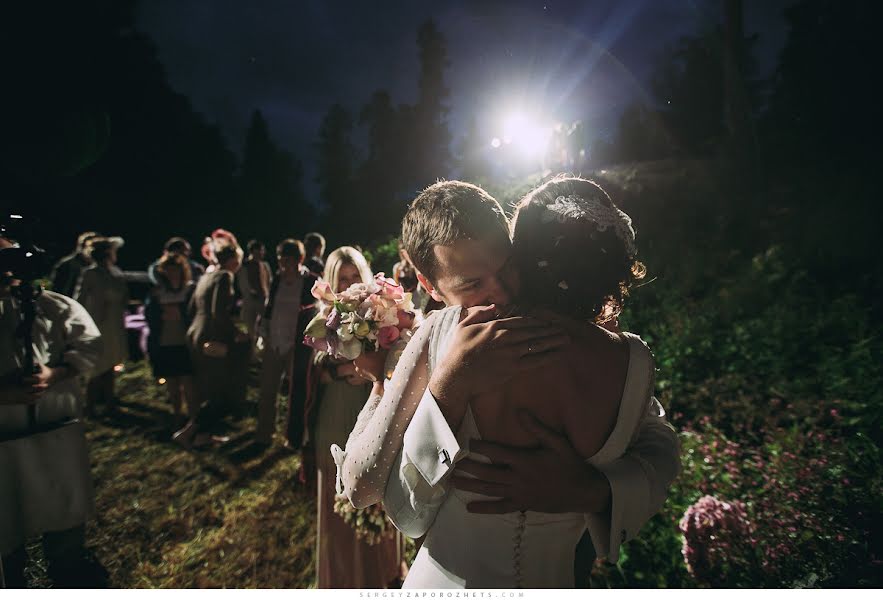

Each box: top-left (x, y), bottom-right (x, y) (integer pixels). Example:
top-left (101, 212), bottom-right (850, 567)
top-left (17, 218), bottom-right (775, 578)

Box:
top-left (451, 410), bottom-right (612, 515)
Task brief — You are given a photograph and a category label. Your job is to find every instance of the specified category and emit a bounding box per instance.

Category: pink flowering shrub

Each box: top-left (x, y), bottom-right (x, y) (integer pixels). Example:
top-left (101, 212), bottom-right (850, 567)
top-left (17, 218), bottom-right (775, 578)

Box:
top-left (679, 495), bottom-right (756, 587)
top-left (586, 243), bottom-right (883, 588)
top-left (679, 412), bottom-right (880, 586)
top-left (591, 418), bottom-right (881, 588)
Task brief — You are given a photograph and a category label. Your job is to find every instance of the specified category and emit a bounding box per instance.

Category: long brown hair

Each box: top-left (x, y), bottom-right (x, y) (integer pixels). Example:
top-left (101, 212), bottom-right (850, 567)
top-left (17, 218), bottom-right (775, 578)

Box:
top-left (156, 253), bottom-right (192, 288)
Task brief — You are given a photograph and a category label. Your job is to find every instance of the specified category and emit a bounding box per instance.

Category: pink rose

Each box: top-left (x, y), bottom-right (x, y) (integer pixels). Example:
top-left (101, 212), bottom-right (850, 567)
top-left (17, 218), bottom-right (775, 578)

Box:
top-left (397, 309), bottom-right (415, 330)
top-left (311, 280), bottom-right (335, 302)
top-left (374, 273), bottom-right (404, 300)
top-left (377, 325), bottom-right (401, 349)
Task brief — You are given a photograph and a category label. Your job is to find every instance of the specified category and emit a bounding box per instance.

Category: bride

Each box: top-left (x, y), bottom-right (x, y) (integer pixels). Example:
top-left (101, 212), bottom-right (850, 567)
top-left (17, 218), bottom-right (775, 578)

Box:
top-left (334, 176), bottom-right (655, 588)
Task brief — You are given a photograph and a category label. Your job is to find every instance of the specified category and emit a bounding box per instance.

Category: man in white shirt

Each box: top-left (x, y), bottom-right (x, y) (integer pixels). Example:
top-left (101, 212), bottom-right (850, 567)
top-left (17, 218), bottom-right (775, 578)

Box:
top-left (381, 181), bottom-right (680, 578)
top-left (1, 234), bottom-right (106, 587)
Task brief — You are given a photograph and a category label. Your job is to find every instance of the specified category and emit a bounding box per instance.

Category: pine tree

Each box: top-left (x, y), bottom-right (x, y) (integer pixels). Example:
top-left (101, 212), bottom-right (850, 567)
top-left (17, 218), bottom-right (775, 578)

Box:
top-left (239, 110), bottom-right (309, 242)
top-left (412, 19), bottom-right (452, 186)
top-left (316, 104), bottom-right (356, 246)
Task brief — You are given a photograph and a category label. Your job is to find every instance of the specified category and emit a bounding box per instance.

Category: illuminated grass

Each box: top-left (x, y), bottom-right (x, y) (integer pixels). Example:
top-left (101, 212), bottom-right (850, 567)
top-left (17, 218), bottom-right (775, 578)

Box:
top-left (82, 360), bottom-right (317, 588)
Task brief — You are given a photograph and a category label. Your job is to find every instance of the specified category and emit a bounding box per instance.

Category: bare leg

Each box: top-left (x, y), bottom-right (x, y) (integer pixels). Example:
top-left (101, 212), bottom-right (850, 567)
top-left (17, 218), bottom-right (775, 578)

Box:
top-left (168, 376), bottom-right (182, 418)
top-left (181, 376), bottom-right (195, 419)
top-left (173, 376), bottom-right (199, 447)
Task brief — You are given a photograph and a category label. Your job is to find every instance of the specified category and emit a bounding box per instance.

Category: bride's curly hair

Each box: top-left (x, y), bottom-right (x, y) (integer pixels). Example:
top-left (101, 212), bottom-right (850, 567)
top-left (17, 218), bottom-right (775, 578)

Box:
top-left (511, 176), bottom-right (646, 324)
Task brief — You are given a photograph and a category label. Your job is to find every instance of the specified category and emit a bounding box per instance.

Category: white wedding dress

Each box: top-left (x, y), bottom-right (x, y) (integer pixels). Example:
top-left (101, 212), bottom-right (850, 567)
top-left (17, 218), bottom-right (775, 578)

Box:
top-left (333, 305), bottom-right (655, 589)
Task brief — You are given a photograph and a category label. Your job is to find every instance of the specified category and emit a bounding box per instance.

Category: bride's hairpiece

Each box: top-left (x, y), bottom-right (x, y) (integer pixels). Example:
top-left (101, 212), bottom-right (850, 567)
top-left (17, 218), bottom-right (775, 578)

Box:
top-left (540, 194), bottom-right (637, 257)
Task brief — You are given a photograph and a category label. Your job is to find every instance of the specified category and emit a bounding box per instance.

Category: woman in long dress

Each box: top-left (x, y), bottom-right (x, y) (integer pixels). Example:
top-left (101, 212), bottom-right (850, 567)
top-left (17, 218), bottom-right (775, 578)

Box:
top-left (75, 236), bottom-right (129, 415)
top-left (312, 246), bottom-right (401, 588)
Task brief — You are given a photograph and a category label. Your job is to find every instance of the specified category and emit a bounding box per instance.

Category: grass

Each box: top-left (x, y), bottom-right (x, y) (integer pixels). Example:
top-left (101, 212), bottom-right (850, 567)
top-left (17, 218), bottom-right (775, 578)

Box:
top-left (28, 359), bottom-right (319, 588)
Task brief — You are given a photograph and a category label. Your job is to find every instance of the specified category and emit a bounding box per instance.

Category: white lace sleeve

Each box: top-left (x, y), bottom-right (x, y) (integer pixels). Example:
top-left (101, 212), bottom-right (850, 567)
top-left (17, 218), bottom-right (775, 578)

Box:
top-left (331, 311), bottom-right (438, 509)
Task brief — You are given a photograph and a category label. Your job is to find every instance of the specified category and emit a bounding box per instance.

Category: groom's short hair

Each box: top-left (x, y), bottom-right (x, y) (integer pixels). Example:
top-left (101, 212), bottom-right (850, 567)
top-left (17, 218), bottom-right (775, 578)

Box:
top-left (401, 180), bottom-right (510, 282)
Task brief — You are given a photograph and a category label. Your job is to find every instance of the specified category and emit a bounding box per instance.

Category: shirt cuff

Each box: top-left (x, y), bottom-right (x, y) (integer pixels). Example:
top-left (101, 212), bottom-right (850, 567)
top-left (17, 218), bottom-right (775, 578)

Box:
top-left (330, 444), bottom-right (346, 496)
top-left (402, 386), bottom-right (464, 487)
top-left (585, 454), bottom-right (647, 564)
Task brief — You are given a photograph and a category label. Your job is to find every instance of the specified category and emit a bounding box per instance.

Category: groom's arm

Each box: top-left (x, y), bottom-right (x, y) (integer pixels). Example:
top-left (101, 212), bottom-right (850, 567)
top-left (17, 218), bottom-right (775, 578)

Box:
top-left (450, 396), bottom-right (680, 564)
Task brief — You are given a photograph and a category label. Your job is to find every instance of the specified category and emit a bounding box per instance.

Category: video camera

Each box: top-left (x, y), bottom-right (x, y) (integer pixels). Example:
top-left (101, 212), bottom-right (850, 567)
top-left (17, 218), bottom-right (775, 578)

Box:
top-left (1, 214), bottom-right (48, 427)
top-left (0, 213), bottom-right (49, 282)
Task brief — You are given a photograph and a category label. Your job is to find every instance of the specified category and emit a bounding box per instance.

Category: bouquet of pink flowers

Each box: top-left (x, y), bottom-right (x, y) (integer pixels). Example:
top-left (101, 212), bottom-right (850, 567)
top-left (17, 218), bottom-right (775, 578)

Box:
top-left (303, 273), bottom-right (417, 360)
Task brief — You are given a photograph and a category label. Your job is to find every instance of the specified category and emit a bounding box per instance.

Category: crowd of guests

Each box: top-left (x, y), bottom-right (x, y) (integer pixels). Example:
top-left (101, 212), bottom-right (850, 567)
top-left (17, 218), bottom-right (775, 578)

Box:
top-left (37, 227), bottom-right (418, 588)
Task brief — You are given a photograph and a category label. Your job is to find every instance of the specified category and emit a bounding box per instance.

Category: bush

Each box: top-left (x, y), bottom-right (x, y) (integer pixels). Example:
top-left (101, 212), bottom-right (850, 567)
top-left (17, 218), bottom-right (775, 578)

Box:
top-left (594, 240), bottom-right (883, 588)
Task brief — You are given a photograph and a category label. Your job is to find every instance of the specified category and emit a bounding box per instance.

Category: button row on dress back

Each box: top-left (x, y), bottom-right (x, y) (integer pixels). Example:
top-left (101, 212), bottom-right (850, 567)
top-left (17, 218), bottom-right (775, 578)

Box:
top-left (513, 510), bottom-right (527, 589)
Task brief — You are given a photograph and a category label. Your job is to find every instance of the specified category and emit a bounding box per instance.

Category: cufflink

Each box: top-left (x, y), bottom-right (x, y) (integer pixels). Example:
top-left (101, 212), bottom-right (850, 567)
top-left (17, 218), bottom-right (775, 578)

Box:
top-left (438, 448), bottom-right (451, 464)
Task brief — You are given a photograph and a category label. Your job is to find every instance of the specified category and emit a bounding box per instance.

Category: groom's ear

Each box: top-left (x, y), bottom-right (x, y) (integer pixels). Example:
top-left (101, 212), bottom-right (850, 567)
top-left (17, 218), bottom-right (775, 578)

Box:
top-left (416, 272), bottom-right (444, 303)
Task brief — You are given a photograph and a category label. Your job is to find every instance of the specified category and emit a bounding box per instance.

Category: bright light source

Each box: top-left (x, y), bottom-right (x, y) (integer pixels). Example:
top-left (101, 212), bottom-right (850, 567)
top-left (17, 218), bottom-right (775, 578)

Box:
top-left (113, 364), bottom-right (124, 373)
top-left (10, 214), bottom-right (23, 219)
top-left (499, 110), bottom-right (553, 160)
top-left (158, 378), bottom-right (167, 385)
top-left (490, 137), bottom-right (502, 149)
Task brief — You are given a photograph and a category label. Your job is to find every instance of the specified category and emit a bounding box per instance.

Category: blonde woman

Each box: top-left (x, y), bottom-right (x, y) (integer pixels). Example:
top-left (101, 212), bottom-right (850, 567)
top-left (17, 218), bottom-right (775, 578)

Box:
top-left (311, 246), bottom-right (401, 588)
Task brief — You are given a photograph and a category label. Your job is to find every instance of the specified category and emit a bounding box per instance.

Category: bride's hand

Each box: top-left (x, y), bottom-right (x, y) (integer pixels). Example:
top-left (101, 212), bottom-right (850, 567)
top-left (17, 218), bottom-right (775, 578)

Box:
top-left (433, 305), bottom-right (570, 399)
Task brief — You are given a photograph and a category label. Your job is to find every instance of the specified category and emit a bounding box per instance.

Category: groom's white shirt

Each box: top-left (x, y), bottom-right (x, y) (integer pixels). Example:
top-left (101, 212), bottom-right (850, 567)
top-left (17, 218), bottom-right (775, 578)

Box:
top-left (383, 383), bottom-right (680, 564)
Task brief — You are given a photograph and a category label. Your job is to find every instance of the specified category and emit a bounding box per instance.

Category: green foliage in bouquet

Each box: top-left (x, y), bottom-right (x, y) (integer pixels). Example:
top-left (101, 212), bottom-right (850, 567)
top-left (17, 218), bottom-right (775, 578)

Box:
top-left (333, 494), bottom-right (397, 546)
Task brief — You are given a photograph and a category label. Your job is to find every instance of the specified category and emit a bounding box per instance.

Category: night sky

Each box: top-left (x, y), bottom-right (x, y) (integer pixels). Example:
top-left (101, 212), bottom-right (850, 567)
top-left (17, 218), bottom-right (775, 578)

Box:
top-left (136, 0), bottom-right (797, 194)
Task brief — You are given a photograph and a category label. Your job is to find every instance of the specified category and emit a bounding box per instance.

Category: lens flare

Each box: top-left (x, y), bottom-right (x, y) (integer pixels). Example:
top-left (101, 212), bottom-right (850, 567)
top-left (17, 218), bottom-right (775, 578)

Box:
top-left (499, 110), bottom-right (553, 160)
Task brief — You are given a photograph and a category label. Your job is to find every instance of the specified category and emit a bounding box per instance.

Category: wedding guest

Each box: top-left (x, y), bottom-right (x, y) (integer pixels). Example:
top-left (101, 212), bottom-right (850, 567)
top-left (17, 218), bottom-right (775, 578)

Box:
top-left (50, 231), bottom-right (99, 297)
top-left (277, 249), bottom-right (321, 452)
top-left (311, 246), bottom-right (400, 588)
top-left (1, 235), bottom-right (107, 588)
top-left (147, 237), bottom-right (205, 285)
top-left (304, 232), bottom-right (326, 276)
top-left (74, 236), bottom-right (129, 416)
top-left (201, 229), bottom-right (240, 275)
top-left (391, 242), bottom-right (439, 315)
top-left (237, 239), bottom-right (272, 347)
top-left (174, 240), bottom-right (248, 448)
top-left (392, 242), bottom-right (418, 293)
top-left (145, 253), bottom-right (196, 427)
top-left (255, 239), bottom-right (308, 445)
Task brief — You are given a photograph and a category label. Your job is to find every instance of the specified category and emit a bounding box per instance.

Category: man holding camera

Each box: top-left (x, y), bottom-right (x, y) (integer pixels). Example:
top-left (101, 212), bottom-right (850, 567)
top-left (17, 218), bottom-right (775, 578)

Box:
top-left (1, 234), bottom-right (106, 588)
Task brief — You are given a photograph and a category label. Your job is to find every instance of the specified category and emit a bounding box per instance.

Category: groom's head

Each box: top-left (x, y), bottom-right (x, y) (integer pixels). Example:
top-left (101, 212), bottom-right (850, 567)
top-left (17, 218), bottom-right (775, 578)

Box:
top-left (402, 180), bottom-right (517, 308)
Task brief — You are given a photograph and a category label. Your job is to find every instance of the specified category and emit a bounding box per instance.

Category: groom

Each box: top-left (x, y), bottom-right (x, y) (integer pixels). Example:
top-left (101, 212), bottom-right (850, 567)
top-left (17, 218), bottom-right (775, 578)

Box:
top-left (382, 180), bottom-right (680, 579)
